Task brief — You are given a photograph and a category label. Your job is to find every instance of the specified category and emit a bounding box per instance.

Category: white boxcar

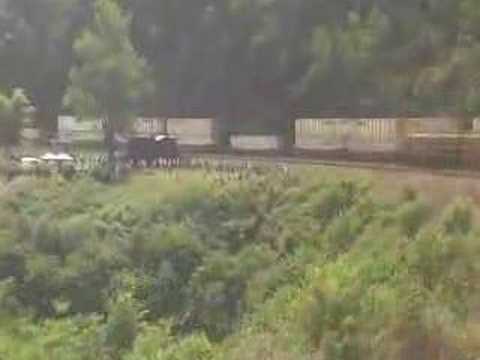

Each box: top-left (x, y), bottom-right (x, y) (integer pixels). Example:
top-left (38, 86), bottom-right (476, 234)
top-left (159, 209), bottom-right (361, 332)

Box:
top-left (59, 116), bottom-right (170, 140)
top-left (401, 117), bottom-right (459, 134)
top-left (295, 117), bottom-right (459, 152)
top-left (133, 118), bottom-right (167, 135)
top-left (230, 135), bottom-right (283, 151)
top-left (58, 116), bottom-right (103, 141)
top-left (295, 118), bottom-right (397, 151)
top-left (166, 118), bottom-right (216, 146)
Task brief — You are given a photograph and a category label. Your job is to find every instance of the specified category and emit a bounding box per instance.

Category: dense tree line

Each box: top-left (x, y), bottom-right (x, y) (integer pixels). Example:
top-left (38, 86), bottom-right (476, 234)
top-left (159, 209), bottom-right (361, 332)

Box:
top-left (1, 0), bottom-right (480, 132)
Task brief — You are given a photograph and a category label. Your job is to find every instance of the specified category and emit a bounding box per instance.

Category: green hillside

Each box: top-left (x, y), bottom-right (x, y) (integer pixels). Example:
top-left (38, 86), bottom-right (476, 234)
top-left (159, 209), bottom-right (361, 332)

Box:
top-left (0, 166), bottom-right (479, 359)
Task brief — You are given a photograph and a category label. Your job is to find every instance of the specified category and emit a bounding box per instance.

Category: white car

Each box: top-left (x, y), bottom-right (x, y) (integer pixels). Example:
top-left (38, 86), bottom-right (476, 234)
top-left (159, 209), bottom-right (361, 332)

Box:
top-left (40, 153), bottom-right (76, 171)
top-left (20, 157), bottom-right (43, 170)
top-left (41, 153), bottom-right (75, 162)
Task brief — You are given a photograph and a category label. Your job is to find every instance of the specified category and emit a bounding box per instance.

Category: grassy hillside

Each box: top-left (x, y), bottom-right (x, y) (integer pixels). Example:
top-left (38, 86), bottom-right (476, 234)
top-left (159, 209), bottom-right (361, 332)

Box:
top-left (0, 168), bottom-right (479, 359)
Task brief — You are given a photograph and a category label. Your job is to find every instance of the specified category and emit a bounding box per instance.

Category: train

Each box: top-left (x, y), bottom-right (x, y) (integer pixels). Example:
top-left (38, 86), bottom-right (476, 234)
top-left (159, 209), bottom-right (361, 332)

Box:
top-left (122, 134), bottom-right (180, 167)
top-left (57, 115), bottom-right (480, 170)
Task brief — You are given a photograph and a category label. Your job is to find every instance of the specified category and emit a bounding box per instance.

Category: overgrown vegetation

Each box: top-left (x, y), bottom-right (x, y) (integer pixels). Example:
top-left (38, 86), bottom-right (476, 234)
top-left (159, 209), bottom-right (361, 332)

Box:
top-left (0, 167), bottom-right (479, 359)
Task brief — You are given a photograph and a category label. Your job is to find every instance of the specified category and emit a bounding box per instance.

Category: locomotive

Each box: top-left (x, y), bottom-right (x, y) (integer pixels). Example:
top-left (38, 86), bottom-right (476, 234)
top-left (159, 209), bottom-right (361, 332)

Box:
top-left (122, 134), bottom-right (180, 167)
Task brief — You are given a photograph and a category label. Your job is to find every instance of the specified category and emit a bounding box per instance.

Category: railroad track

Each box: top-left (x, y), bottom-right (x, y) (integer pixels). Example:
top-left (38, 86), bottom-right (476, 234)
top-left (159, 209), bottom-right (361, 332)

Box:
top-left (188, 152), bottom-right (480, 180)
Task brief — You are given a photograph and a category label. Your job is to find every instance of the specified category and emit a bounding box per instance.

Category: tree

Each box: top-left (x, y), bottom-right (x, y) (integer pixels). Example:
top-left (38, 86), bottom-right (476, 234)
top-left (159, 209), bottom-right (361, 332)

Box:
top-left (0, 0), bottom-right (93, 132)
top-left (0, 88), bottom-right (31, 149)
top-left (3, 0), bottom-right (480, 132)
top-left (64, 0), bottom-right (152, 175)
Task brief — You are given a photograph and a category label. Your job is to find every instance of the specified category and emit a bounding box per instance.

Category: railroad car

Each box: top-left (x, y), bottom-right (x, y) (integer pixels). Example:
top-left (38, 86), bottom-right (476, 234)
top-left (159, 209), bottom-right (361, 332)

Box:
top-left (401, 133), bottom-right (480, 170)
top-left (229, 135), bottom-right (284, 154)
top-left (125, 134), bottom-right (179, 167)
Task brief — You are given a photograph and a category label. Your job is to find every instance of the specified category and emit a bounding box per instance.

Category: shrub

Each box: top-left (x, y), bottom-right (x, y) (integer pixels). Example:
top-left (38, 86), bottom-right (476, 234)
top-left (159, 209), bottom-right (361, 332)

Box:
top-left (0, 88), bottom-right (30, 148)
top-left (18, 253), bottom-right (62, 317)
top-left (138, 263), bottom-right (192, 320)
top-left (125, 322), bottom-right (172, 360)
top-left (218, 332), bottom-right (304, 360)
top-left (0, 316), bottom-right (104, 360)
top-left (0, 278), bottom-right (21, 315)
top-left (91, 163), bottom-right (112, 183)
top-left (323, 209), bottom-right (365, 256)
top-left (405, 227), bottom-right (480, 315)
top-left (299, 277), bottom-right (369, 359)
top-left (162, 333), bottom-right (214, 360)
top-left (397, 200), bottom-right (431, 238)
top-left (103, 293), bottom-right (143, 356)
top-left (308, 180), bottom-right (366, 229)
top-left (34, 162), bottom-right (52, 178)
top-left (0, 250), bottom-right (26, 283)
top-left (60, 164), bottom-right (76, 180)
top-left (127, 224), bottom-right (202, 274)
top-left (61, 239), bottom-right (129, 314)
top-left (401, 185), bottom-right (418, 202)
top-left (441, 198), bottom-right (473, 235)
top-left (58, 214), bottom-right (95, 257)
top-left (31, 216), bottom-right (63, 256)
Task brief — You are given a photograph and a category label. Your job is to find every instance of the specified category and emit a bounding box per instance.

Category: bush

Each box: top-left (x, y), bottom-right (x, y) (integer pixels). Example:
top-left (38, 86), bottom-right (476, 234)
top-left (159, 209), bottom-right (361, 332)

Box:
top-left (103, 293), bottom-right (143, 356)
top-left (401, 185), bottom-right (418, 202)
top-left (308, 180), bottom-right (366, 229)
top-left (91, 163), bottom-right (112, 183)
top-left (34, 162), bottom-right (52, 178)
top-left (397, 200), bottom-right (431, 238)
top-left (441, 198), bottom-right (473, 235)
top-left (18, 253), bottom-right (62, 316)
top-left (60, 164), bottom-right (76, 180)
top-left (61, 239), bottom-right (129, 314)
top-left (162, 333), bottom-right (214, 360)
top-left (31, 216), bottom-right (62, 255)
top-left (125, 322), bottom-right (172, 360)
top-left (58, 214), bottom-right (95, 256)
top-left (323, 208), bottom-right (366, 255)
top-left (0, 316), bottom-right (104, 360)
top-left (299, 278), bottom-right (370, 359)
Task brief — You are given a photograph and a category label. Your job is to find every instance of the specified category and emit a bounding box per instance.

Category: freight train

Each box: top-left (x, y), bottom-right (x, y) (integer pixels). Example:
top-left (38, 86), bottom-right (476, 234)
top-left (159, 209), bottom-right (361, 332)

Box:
top-left (57, 116), bottom-right (480, 170)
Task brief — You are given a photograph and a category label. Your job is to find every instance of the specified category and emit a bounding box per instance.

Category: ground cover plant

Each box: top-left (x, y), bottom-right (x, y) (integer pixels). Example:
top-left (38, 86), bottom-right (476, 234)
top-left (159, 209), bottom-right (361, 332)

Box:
top-left (0, 166), bottom-right (479, 359)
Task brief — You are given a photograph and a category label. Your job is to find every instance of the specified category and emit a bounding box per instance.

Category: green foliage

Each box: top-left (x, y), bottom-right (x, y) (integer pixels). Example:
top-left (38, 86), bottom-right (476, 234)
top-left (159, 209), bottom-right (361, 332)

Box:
top-left (441, 198), bottom-right (473, 235)
top-left (161, 334), bottom-right (214, 360)
top-left (401, 185), bottom-right (418, 202)
top-left (0, 170), bottom-right (479, 359)
top-left (103, 292), bottom-right (143, 356)
top-left (0, 0), bottom-right (89, 131)
top-left (309, 183), bottom-right (349, 224)
top-left (5, 0), bottom-right (480, 130)
top-left (127, 326), bottom-right (214, 360)
top-left (125, 322), bottom-right (172, 360)
top-left (0, 88), bottom-right (31, 147)
top-left (64, 0), bottom-right (152, 172)
top-left (397, 200), bottom-right (431, 238)
top-left (65, 0), bottom-right (151, 125)
top-left (0, 316), bottom-right (104, 360)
